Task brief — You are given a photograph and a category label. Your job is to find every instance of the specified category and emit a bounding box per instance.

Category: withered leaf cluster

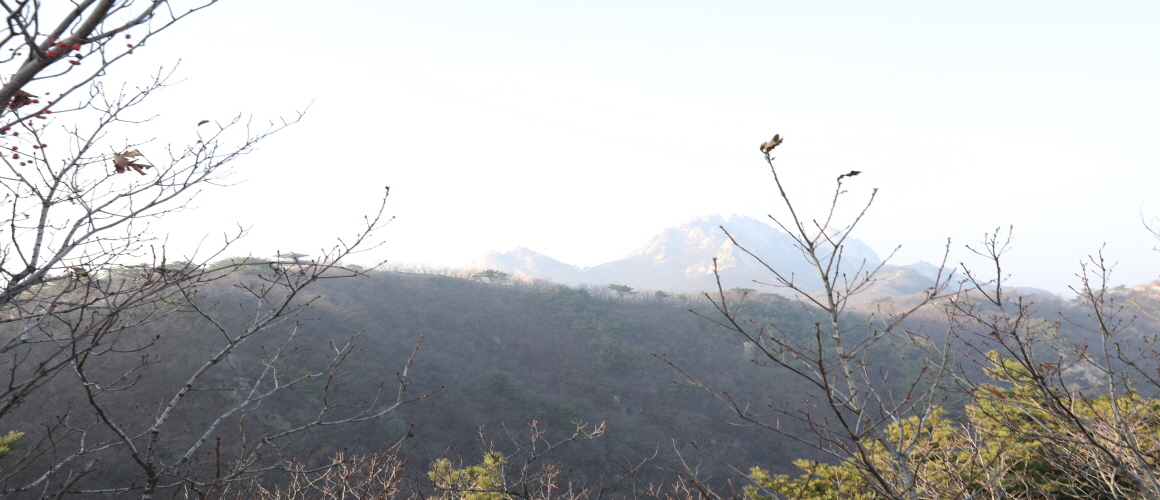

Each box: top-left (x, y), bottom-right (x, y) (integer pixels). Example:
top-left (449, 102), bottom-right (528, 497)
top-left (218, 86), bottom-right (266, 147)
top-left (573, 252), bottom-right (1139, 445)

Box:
top-left (759, 134), bottom-right (783, 154)
top-left (7, 90), bottom-right (36, 110)
top-left (112, 150), bottom-right (151, 175)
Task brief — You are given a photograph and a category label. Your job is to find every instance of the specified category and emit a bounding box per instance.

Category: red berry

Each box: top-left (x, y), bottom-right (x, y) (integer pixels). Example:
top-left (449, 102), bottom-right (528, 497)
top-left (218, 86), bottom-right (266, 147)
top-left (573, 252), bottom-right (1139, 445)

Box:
top-left (11, 154), bottom-right (17, 159)
top-left (39, 144), bottom-right (46, 148)
top-left (32, 145), bottom-right (39, 149)
top-left (0, 127), bottom-right (8, 131)
top-left (11, 132), bottom-right (17, 136)
top-left (127, 44), bottom-right (133, 48)
top-left (56, 42), bottom-right (67, 47)
top-left (127, 50), bottom-right (133, 54)
top-left (14, 53), bottom-right (20, 56)
top-left (45, 51), bottom-right (54, 58)
top-left (10, 147), bottom-right (17, 151)
top-left (31, 99), bottom-right (38, 104)
top-left (71, 44), bottom-right (81, 50)
top-left (68, 60), bottom-right (79, 65)
top-left (125, 34), bottom-right (131, 39)
top-left (35, 115), bottom-right (45, 119)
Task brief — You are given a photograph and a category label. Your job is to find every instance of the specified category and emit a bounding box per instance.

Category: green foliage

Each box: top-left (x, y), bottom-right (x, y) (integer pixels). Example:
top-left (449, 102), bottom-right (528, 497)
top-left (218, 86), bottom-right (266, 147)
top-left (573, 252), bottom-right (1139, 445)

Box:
top-left (727, 292), bottom-right (813, 343)
top-left (207, 256), bottom-right (267, 276)
top-left (608, 284), bottom-right (636, 298)
top-left (0, 431), bottom-right (22, 461)
top-left (519, 284), bottom-right (593, 313)
top-left (531, 396), bottom-right (582, 428)
top-left (748, 352), bottom-right (1160, 499)
top-left (747, 408), bottom-right (970, 499)
top-left (570, 310), bottom-right (634, 336)
top-left (487, 371), bottom-right (517, 396)
top-left (748, 459), bottom-right (871, 500)
top-left (430, 451), bottom-right (510, 500)
top-left (968, 353), bottom-right (1160, 498)
top-left (570, 311), bottom-right (655, 372)
top-left (588, 334), bottom-right (654, 372)
top-left (482, 371), bottom-right (582, 428)
top-left (473, 269), bottom-right (510, 284)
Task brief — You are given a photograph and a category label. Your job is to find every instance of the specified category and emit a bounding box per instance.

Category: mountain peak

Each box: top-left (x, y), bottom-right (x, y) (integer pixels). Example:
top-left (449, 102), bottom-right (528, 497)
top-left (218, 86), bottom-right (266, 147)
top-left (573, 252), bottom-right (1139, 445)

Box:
top-left (467, 215), bottom-right (883, 293)
top-left (466, 247), bottom-right (580, 282)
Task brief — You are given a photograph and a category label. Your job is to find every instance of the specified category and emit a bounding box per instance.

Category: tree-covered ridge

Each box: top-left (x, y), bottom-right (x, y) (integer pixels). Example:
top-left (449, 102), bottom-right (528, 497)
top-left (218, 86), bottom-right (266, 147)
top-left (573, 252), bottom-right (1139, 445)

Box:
top-left (0, 265), bottom-right (835, 495)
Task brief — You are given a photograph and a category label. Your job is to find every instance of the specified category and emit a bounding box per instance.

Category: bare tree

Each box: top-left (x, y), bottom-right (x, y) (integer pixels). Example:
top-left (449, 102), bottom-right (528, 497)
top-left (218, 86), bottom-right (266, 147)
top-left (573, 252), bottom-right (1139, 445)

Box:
top-left (0, 0), bottom-right (251, 420)
top-left (936, 236), bottom-right (1160, 499)
top-left (0, 2), bottom-right (435, 498)
top-left (608, 285), bottom-right (636, 301)
top-left (667, 135), bottom-right (1160, 499)
top-left (662, 134), bottom-right (974, 500)
top-left (221, 451), bottom-right (410, 500)
top-left (473, 270), bottom-right (511, 285)
top-left (428, 421), bottom-right (612, 500)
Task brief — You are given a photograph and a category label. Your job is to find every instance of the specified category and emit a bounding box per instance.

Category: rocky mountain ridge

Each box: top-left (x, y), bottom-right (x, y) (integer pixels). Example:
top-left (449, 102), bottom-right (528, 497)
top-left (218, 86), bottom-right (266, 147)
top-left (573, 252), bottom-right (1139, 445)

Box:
top-left (468, 214), bottom-right (943, 295)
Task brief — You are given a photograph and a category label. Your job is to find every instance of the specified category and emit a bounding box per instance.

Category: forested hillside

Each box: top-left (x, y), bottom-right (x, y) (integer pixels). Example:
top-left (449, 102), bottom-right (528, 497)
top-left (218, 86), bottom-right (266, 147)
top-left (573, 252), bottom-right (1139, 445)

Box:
top-left (3, 268), bottom-right (834, 495)
top-left (8, 260), bottom-right (1160, 498)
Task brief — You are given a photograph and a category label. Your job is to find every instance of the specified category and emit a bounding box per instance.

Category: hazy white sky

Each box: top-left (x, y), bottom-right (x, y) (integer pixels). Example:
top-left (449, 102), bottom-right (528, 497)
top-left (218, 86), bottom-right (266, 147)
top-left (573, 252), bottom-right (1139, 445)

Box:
top-left (108, 1), bottom-right (1158, 294)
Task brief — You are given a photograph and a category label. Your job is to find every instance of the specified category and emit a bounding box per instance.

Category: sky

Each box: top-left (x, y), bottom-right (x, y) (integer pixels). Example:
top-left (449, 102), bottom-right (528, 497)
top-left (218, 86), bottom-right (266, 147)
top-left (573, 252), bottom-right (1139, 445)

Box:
top-left (95, 1), bottom-right (1160, 294)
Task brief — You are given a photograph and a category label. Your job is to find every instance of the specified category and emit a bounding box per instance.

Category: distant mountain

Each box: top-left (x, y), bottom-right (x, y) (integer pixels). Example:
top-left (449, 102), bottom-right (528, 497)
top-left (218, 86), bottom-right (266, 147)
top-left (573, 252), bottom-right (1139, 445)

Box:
top-left (906, 261), bottom-right (944, 281)
top-left (467, 215), bottom-right (891, 293)
top-left (467, 247), bottom-right (584, 284)
top-left (843, 265), bottom-right (941, 307)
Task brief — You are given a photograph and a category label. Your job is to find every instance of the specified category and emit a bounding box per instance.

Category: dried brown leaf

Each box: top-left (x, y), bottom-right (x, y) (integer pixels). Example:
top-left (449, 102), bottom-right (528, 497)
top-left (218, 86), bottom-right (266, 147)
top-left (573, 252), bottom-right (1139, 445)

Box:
top-left (8, 90), bottom-right (36, 110)
top-left (759, 134), bottom-right (783, 154)
top-left (112, 152), bottom-right (151, 175)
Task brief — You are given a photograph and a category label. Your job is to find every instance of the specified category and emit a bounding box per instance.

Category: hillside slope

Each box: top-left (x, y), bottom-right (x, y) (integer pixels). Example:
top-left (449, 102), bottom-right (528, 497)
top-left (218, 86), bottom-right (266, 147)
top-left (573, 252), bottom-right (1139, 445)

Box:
top-left (5, 270), bottom-right (831, 495)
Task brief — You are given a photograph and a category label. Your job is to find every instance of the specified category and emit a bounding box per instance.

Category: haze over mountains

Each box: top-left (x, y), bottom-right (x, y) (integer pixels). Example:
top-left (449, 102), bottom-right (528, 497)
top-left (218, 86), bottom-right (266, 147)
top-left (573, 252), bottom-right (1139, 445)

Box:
top-left (467, 214), bottom-right (945, 295)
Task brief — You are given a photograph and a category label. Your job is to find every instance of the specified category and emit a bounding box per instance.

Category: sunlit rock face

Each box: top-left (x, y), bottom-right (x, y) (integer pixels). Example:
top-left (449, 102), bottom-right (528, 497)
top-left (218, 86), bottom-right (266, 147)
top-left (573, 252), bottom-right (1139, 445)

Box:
top-left (466, 247), bottom-right (584, 283)
top-left (467, 214), bottom-right (885, 294)
top-left (585, 214), bottom-right (882, 292)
